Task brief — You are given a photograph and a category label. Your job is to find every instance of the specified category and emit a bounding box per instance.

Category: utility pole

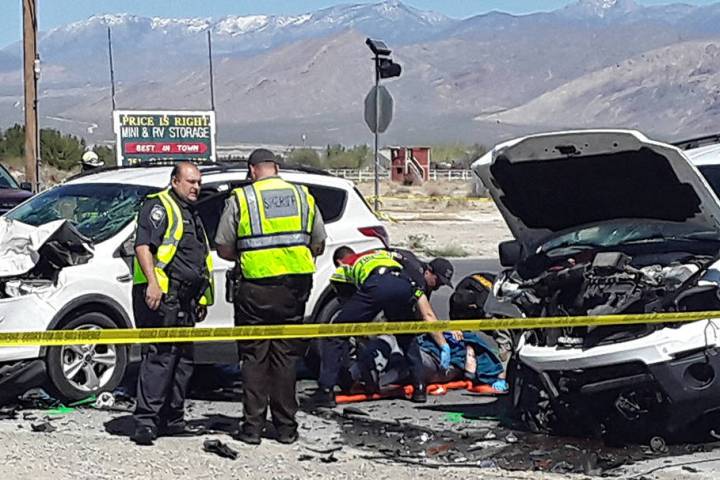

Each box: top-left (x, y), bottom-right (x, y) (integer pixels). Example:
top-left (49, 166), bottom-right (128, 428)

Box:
top-left (207, 29), bottom-right (215, 111)
top-left (22, 0), bottom-right (40, 192)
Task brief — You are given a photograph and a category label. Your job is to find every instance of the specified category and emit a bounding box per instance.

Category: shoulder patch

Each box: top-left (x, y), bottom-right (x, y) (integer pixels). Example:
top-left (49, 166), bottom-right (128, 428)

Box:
top-left (149, 204), bottom-right (166, 229)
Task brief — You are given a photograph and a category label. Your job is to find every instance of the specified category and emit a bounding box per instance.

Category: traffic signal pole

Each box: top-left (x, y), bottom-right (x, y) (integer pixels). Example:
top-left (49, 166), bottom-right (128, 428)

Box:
top-left (373, 53), bottom-right (380, 212)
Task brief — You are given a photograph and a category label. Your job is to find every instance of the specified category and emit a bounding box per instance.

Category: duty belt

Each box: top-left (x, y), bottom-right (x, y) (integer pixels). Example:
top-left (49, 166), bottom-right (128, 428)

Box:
top-left (370, 266), bottom-right (402, 277)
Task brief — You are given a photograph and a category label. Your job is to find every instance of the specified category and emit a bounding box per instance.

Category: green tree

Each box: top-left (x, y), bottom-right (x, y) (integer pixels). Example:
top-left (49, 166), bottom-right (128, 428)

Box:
top-left (94, 145), bottom-right (116, 166)
top-left (325, 144), bottom-right (370, 169)
top-left (40, 128), bottom-right (85, 170)
top-left (0, 124), bottom-right (87, 171)
top-left (287, 148), bottom-right (323, 167)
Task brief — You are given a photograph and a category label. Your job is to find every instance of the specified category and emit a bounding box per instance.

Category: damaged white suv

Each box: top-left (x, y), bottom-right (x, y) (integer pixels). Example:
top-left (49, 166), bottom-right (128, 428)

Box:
top-left (474, 130), bottom-right (720, 443)
top-left (0, 163), bottom-right (387, 401)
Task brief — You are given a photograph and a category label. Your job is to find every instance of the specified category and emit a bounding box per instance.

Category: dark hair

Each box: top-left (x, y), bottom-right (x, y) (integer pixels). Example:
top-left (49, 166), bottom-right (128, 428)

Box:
top-left (333, 246), bottom-right (355, 266)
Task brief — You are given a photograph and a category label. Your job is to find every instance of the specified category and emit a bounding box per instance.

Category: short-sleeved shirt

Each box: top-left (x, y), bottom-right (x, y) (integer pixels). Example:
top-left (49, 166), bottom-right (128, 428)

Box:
top-left (391, 248), bottom-right (431, 298)
top-left (214, 179), bottom-right (327, 251)
top-left (332, 249), bottom-right (426, 302)
top-left (135, 189), bottom-right (209, 286)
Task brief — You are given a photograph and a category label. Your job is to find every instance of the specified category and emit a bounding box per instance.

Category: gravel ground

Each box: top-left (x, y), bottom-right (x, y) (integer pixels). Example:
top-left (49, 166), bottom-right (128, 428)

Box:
top-left (1, 381), bottom-right (716, 480)
top-left (0, 385), bottom-right (559, 480)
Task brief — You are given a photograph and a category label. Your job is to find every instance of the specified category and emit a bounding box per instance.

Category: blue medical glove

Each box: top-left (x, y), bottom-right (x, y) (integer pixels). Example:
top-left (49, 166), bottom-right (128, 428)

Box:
top-left (492, 379), bottom-right (509, 392)
top-left (440, 344), bottom-right (452, 371)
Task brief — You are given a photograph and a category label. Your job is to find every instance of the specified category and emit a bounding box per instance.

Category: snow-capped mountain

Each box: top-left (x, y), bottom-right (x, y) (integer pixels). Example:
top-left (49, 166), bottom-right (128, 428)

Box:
top-left (561, 0), bottom-right (642, 19)
top-left (6, 0), bottom-right (720, 145)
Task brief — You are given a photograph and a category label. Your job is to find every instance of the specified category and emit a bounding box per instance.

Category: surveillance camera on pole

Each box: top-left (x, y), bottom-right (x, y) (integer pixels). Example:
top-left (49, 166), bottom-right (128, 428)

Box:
top-left (364, 38), bottom-right (401, 212)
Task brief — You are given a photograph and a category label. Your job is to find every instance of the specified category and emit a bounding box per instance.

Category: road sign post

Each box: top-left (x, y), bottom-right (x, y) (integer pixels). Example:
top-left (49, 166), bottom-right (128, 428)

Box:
top-left (364, 38), bottom-right (401, 212)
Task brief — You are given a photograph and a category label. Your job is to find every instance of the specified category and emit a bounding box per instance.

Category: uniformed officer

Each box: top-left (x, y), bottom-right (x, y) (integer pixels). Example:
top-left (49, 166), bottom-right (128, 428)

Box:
top-left (312, 247), bottom-right (455, 407)
top-left (131, 162), bottom-right (214, 446)
top-left (215, 149), bottom-right (326, 446)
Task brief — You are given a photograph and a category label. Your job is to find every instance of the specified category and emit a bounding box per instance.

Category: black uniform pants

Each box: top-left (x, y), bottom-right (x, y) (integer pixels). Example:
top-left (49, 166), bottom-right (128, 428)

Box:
top-left (234, 275), bottom-right (312, 437)
top-left (318, 272), bottom-right (425, 391)
top-left (132, 284), bottom-right (197, 431)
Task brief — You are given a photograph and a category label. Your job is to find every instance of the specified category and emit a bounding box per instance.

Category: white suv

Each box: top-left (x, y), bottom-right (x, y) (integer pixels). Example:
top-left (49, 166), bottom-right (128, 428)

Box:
top-left (0, 163), bottom-right (387, 400)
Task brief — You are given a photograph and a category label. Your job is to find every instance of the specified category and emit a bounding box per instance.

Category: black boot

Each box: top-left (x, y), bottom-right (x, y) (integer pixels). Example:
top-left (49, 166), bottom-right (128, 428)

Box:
top-left (131, 426), bottom-right (157, 446)
top-left (411, 384), bottom-right (427, 403)
top-left (311, 387), bottom-right (337, 408)
top-left (232, 427), bottom-right (261, 445)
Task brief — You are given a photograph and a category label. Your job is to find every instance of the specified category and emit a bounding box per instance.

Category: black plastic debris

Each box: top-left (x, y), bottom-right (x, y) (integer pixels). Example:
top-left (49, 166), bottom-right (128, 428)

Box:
top-left (321, 453), bottom-right (338, 463)
top-left (0, 360), bottom-right (46, 406)
top-left (31, 421), bottom-right (56, 433)
top-left (0, 406), bottom-right (18, 420)
top-left (342, 406), bottom-right (369, 417)
top-left (298, 454), bottom-right (314, 462)
top-left (305, 446), bottom-right (343, 455)
top-left (19, 388), bottom-right (60, 410)
top-left (203, 439), bottom-right (238, 460)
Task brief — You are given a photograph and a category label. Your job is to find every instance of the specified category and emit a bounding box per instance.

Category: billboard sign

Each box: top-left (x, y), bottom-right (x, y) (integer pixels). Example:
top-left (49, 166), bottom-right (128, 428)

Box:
top-left (113, 110), bottom-right (216, 166)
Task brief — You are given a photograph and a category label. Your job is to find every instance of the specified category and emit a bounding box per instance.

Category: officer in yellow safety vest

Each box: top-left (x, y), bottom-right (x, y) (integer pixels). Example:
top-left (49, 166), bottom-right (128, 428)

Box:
top-left (130, 161), bottom-right (214, 446)
top-left (311, 247), bottom-right (456, 408)
top-left (215, 149), bottom-right (326, 446)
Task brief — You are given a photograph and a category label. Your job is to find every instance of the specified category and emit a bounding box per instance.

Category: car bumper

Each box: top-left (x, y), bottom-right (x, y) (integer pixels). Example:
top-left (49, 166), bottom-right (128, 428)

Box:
top-left (0, 294), bottom-right (57, 362)
top-left (518, 319), bottom-right (720, 436)
top-left (518, 319), bottom-right (720, 372)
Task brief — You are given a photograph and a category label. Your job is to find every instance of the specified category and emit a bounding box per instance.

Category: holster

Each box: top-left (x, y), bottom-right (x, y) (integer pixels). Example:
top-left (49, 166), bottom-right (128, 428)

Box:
top-left (225, 270), bottom-right (236, 303)
top-left (158, 277), bottom-right (204, 327)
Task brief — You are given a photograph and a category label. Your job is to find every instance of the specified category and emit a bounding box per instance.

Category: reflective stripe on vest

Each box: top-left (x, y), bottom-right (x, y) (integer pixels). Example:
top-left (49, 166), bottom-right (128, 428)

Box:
top-left (132, 189), bottom-right (215, 306)
top-left (233, 177), bottom-right (316, 279)
top-left (330, 250), bottom-right (403, 287)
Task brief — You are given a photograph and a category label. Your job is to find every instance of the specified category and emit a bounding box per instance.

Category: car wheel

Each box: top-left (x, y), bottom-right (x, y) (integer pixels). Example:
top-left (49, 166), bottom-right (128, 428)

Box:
top-left (304, 297), bottom-right (342, 376)
top-left (46, 312), bottom-right (128, 401)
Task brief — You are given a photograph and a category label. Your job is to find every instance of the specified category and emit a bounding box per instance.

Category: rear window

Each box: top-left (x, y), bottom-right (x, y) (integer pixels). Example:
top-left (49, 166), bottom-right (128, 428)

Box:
top-left (304, 184), bottom-right (347, 223)
top-left (203, 181), bottom-right (348, 229)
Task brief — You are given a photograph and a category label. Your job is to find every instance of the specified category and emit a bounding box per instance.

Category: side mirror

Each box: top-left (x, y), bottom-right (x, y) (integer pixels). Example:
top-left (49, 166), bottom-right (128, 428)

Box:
top-left (499, 240), bottom-right (522, 267)
top-left (19, 182), bottom-right (32, 191)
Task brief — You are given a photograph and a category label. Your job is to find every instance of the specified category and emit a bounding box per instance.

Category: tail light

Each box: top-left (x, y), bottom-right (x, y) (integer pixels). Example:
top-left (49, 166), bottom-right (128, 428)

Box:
top-left (358, 226), bottom-right (389, 247)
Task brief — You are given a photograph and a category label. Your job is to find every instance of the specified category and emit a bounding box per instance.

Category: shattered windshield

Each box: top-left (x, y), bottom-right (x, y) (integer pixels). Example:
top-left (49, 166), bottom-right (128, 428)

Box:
top-left (0, 165), bottom-right (20, 189)
top-left (6, 183), bottom-right (159, 243)
top-left (539, 220), bottom-right (720, 254)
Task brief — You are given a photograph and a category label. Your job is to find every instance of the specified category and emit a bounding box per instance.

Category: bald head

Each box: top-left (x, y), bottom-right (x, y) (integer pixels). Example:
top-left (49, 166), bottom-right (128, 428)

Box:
top-left (170, 161), bottom-right (201, 203)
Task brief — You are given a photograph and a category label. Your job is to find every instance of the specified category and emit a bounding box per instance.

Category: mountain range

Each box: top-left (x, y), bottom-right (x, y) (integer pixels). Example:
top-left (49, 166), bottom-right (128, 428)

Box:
top-left (4, 0), bottom-right (720, 146)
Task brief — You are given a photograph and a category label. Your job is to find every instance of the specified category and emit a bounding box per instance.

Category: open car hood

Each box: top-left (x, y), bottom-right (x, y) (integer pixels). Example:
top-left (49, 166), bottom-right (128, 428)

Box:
top-left (472, 130), bottom-right (720, 250)
top-left (0, 218), bottom-right (94, 278)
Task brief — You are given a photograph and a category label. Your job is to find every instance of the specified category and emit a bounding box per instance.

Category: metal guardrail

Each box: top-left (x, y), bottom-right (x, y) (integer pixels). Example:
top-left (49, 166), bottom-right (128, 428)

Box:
top-left (327, 169), bottom-right (474, 182)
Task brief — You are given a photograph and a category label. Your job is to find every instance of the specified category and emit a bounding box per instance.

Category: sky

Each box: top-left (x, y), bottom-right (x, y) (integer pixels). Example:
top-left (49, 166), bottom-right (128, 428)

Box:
top-left (3, 0), bottom-right (720, 48)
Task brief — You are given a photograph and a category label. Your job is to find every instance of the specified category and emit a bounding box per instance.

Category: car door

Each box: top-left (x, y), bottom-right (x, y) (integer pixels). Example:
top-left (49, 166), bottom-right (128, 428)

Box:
top-left (195, 189), bottom-right (235, 327)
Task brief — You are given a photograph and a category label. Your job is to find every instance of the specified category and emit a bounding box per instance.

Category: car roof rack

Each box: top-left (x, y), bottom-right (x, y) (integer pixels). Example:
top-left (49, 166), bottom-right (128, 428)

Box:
top-left (66, 158), bottom-right (333, 182)
top-left (672, 133), bottom-right (720, 150)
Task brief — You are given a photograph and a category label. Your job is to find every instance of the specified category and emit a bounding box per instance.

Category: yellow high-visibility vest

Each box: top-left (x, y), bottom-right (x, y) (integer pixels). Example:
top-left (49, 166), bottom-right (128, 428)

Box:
top-left (330, 250), bottom-right (402, 287)
top-left (233, 177), bottom-right (316, 279)
top-left (133, 189), bottom-right (215, 305)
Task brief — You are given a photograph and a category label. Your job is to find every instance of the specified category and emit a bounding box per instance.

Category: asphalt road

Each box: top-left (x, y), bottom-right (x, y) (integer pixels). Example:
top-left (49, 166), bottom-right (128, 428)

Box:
top-left (430, 257), bottom-right (501, 319)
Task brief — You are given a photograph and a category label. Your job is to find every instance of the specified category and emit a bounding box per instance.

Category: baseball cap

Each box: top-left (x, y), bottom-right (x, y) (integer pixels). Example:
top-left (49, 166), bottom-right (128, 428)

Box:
top-left (429, 258), bottom-right (454, 288)
top-left (247, 148), bottom-right (279, 166)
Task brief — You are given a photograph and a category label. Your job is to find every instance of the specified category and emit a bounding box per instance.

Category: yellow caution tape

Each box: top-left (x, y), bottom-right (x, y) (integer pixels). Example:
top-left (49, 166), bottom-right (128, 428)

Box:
top-left (0, 310), bottom-right (718, 347)
top-left (367, 195), bottom-right (492, 202)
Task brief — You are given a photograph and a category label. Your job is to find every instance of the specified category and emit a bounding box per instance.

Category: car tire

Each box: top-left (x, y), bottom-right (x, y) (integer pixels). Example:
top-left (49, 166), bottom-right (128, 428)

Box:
top-left (304, 297), bottom-right (342, 377)
top-left (46, 312), bottom-right (128, 402)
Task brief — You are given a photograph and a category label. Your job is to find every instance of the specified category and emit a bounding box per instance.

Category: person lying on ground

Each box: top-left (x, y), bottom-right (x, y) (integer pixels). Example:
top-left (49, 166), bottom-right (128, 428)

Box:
top-left (311, 246), bottom-right (455, 407)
